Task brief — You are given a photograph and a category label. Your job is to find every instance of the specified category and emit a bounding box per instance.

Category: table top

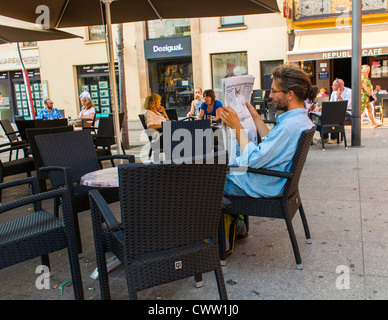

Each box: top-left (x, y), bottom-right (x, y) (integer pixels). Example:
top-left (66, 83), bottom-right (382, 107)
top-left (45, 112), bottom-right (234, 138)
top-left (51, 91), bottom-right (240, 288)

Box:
top-left (80, 167), bottom-right (119, 188)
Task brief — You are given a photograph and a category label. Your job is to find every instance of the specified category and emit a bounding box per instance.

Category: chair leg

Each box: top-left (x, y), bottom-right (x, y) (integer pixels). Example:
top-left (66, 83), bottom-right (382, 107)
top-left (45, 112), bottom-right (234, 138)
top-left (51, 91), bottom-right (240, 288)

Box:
top-left (214, 267), bottom-right (228, 300)
top-left (67, 240), bottom-right (85, 300)
top-left (218, 213), bottom-right (227, 265)
top-left (283, 213), bottom-right (303, 269)
top-left (342, 130), bottom-right (348, 149)
top-left (40, 254), bottom-right (50, 270)
top-left (194, 273), bottom-right (203, 288)
top-left (299, 204), bottom-right (312, 244)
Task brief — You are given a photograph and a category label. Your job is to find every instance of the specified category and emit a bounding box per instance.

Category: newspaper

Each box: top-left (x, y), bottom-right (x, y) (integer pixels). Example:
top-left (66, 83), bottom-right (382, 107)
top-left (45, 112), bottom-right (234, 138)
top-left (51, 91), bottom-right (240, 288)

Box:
top-left (222, 75), bottom-right (258, 164)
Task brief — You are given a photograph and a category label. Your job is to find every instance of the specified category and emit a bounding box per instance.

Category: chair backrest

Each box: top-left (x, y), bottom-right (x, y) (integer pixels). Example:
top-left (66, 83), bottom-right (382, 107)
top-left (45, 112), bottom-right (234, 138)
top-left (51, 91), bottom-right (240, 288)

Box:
top-left (58, 109), bottom-right (65, 118)
top-left (15, 120), bottom-right (36, 141)
top-left (320, 101), bottom-right (348, 125)
top-left (26, 125), bottom-right (74, 172)
top-left (0, 119), bottom-right (19, 143)
top-left (283, 126), bottom-right (316, 199)
top-left (162, 119), bottom-right (211, 162)
top-left (109, 112), bottom-right (125, 129)
top-left (35, 130), bottom-right (101, 188)
top-left (138, 114), bottom-right (153, 143)
top-left (165, 109), bottom-right (178, 121)
top-left (95, 117), bottom-right (115, 148)
top-left (118, 160), bottom-right (227, 256)
top-left (34, 118), bottom-right (68, 128)
top-left (375, 93), bottom-right (388, 106)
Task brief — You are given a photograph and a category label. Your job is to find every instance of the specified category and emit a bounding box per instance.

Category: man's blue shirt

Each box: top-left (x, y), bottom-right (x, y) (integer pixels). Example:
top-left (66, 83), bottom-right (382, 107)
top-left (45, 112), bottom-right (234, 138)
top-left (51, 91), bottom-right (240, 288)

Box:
top-left (37, 108), bottom-right (63, 120)
top-left (224, 108), bottom-right (313, 198)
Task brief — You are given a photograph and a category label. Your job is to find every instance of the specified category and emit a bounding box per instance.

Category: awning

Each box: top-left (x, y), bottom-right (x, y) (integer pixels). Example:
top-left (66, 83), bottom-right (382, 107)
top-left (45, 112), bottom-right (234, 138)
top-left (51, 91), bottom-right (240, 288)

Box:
top-left (287, 23), bottom-right (388, 62)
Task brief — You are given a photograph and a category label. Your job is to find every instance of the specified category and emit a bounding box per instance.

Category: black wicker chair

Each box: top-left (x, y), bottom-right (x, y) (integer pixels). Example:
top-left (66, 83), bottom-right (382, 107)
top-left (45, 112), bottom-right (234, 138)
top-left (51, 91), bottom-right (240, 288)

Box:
top-left (310, 101), bottom-right (348, 151)
top-left (0, 119), bottom-right (30, 160)
top-left (0, 176), bottom-right (84, 299)
top-left (89, 159), bottom-right (228, 300)
top-left (162, 119), bottom-right (211, 162)
top-left (35, 130), bottom-right (135, 253)
top-left (222, 126), bottom-right (316, 270)
top-left (139, 114), bottom-right (163, 159)
top-left (25, 125), bottom-right (74, 191)
top-left (0, 142), bottom-right (35, 203)
top-left (34, 118), bottom-right (68, 128)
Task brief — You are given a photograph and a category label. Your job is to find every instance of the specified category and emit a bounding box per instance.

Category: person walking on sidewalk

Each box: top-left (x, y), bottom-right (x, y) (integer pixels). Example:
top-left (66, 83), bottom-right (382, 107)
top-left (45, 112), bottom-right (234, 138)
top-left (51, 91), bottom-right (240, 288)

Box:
top-left (361, 65), bottom-right (382, 129)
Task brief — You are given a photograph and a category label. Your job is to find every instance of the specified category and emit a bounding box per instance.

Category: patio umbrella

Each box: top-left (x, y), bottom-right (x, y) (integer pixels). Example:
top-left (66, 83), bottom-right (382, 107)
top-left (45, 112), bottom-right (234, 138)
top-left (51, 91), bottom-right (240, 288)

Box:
top-left (1, 0), bottom-right (280, 152)
top-left (0, 15), bottom-right (81, 118)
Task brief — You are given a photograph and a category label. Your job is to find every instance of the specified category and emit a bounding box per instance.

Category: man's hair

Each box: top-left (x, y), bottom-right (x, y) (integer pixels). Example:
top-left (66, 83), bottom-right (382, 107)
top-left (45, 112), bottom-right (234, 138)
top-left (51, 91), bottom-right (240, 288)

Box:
top-left (203, 89), bottom-right (216, 104)
top-left (43, 99), bottom-right (50, 106)
top-left (272, 63), bottom-right (319, 103)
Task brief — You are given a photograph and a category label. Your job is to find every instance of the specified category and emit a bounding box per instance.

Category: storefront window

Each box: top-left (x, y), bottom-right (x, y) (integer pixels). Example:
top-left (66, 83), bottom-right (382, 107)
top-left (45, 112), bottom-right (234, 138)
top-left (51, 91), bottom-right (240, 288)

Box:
top-left (88, 25), bottom-right (105, 41)
top-left (211, 52), bottom-right (248, 103)
top-left (220, 16), bottom-right (244, 27)
top-left (76, 64), bottom-right (119, 115)
top-left (300, 61), bottom-right (316, 85)
top-left (12, 70), bottom-right (43, 118)
top-left (147, 19), bottom-right (190, 39)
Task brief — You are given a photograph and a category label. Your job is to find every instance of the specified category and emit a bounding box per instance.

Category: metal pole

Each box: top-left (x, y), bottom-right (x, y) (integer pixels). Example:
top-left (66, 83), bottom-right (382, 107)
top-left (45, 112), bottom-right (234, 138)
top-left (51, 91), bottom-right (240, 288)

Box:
top-left (102, 0), bottom-right (122, 155)
top-left (351, 0), bottom-right (362, 146)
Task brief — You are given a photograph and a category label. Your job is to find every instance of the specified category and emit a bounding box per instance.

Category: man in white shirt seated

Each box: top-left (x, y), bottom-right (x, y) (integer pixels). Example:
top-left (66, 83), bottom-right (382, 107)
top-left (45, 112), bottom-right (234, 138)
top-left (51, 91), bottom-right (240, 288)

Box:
top-left (318, 78), bottom-right (351, 143)
top-left (374, 85), bottom-right (388, 95)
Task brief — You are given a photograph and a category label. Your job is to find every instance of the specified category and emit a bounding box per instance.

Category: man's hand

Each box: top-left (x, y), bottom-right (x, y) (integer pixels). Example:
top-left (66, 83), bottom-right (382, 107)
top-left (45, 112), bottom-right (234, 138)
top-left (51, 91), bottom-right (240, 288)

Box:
top-left (336, 87), bottom-right (344, 100)
top-left (221, 106), bottom-right (243, 130)
top-left (246, 103), bottom-right (260, 119)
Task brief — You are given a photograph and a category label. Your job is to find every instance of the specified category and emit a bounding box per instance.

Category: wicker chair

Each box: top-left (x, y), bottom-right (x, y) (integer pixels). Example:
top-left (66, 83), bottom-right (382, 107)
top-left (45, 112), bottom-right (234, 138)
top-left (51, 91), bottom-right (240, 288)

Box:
top-left (162, 119), bottom-right (211, 162)
top-left (35, 130), bottom-right (135, 253)
top-left (139, 114), bottom-right (163, 159)
top-left (89, 159), bottom-right (228, 300)
top-left (222, 126), bottom-right (316, 270)
top-left (0, 119), bottom-right (29, 160)
top-left (34, 118), bottom-right (68, 128)
top-left (0, 176), bottom-right (84, 299)
top-left (310, 101), bottom-right (348, 151)
top-left (25, 125), bottom-right (74, 191)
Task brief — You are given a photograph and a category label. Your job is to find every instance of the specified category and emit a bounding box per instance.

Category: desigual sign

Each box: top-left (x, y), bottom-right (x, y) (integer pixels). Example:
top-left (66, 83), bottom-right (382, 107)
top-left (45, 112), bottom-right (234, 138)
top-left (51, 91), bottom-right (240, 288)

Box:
top-left (144, 37), bottom-right (192, 59)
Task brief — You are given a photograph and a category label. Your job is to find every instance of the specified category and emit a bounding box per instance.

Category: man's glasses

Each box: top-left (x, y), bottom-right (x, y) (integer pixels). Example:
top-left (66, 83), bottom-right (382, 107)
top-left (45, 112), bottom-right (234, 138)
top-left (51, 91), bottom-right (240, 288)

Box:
top-left (270, 88), bottom-right (287, 94)
top-left (335, 78), bottom-right (340, 84)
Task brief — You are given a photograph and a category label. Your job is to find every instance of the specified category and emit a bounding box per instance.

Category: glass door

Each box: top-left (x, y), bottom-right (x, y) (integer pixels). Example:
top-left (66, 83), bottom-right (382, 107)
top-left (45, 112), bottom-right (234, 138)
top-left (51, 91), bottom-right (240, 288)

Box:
top-left (156, 59), bottom-right (193, 117)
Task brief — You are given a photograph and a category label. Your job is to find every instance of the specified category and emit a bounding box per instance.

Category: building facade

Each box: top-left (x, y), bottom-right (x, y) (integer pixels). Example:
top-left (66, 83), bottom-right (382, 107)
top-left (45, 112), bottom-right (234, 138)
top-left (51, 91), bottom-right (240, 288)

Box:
top-left (285, 0), bottom-right (388, 93)
top-left (0, 10), bottom-right (287, 121)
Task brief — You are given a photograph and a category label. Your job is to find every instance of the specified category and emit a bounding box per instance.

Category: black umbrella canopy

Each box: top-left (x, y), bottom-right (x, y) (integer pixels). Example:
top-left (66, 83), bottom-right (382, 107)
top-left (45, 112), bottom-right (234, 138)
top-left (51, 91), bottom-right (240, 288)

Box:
top-left (1, 0), bottom-right (280, 28)
top-left (0, 15), bottom-right (81, 44)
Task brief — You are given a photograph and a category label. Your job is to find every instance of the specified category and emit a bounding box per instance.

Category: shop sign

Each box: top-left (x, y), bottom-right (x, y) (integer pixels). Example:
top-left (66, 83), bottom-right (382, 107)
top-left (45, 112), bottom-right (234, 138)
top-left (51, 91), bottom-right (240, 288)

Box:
top-left (0, 49), bottom-right (40, 71)
top-left (77, 63), bottom-right (118, 75)
top-left (318, 71), bottom-right (329, 80)
top-left (144, 37), bottom-right (192, 59)
top-left (322, 48), bottom-right (383, 60)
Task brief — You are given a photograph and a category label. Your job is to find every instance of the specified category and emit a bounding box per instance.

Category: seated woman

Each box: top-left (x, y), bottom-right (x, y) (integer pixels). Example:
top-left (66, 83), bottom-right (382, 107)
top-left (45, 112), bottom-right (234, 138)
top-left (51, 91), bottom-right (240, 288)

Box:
top-left (144, 93), bottom-right (169, 142)
top-left (74, 97), bottom-right (96, 127)
top-left (196, 89), bottom-right (223, 123)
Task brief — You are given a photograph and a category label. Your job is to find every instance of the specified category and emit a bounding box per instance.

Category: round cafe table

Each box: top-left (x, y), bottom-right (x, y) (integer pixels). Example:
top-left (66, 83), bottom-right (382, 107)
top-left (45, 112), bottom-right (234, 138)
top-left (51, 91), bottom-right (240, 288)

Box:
top-left (80, 167), bottom-right (119, 188)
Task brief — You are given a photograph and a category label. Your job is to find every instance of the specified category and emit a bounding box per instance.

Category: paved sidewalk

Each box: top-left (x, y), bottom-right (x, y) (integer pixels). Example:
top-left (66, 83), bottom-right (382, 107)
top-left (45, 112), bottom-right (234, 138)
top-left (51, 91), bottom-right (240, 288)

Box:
top-left (0, 120), bottom-right (388, 300)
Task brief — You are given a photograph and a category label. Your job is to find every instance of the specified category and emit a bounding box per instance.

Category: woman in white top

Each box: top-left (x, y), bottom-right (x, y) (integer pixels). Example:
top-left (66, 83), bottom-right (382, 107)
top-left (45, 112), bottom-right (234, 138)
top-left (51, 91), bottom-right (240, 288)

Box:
top-left (76, 97), bottom-right (96, 127)
top-left (144, 93), bottom-right (169, 130)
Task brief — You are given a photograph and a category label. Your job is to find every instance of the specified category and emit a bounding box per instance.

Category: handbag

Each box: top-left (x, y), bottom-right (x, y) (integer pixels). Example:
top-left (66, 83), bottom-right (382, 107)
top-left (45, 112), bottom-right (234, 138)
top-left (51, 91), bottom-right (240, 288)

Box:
top-left (369, 95), bottom-right (375, 102)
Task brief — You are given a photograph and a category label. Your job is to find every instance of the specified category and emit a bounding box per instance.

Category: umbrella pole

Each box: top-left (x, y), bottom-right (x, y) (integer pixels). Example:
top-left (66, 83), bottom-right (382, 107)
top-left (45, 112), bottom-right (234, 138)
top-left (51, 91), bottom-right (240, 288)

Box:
top-left (17, 43), bottom-right (36, 119)
top-left (102, 0), bottom-right (122, 156)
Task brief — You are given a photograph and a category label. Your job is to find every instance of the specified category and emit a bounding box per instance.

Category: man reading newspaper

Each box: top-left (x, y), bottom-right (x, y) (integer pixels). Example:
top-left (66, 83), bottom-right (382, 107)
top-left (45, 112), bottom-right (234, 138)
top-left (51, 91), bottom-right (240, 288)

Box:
top-left (221, 64), bottom-right (316, 198)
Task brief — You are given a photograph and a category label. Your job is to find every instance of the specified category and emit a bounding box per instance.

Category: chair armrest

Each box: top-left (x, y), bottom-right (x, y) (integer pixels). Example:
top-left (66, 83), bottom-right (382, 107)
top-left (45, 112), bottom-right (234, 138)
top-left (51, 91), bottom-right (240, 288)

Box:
top-left (228, 166), bottom-right (293, 179)
top-left (98, 154), bottom-right (135, 164)
top-left (89, 189), bottom-right (121, 232)
top-left (38, 166), bottom-right (75, 191)
top-left (179, 116), bottom-right (195, 121)
top-left (0, 143), bottom-right (30, 154)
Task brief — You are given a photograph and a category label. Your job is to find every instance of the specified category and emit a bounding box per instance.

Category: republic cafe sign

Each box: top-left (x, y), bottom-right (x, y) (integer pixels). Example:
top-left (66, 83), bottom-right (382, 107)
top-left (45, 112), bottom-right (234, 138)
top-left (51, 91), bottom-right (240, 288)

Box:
top-left (288, 46), bottom-right (388, 62)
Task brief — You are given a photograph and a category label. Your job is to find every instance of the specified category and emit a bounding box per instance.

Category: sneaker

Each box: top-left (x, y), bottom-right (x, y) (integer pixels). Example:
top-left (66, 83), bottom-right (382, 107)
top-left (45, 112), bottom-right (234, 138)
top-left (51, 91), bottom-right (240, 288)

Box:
top-left (327, 139), bottom-right (338, 144)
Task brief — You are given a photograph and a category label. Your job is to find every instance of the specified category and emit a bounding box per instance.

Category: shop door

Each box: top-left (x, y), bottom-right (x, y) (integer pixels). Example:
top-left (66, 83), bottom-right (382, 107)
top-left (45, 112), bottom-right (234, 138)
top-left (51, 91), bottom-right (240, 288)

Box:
top-left (156, 60), bottom-right (193, 117)
top-left (0, 75), bottom-right (12, 120)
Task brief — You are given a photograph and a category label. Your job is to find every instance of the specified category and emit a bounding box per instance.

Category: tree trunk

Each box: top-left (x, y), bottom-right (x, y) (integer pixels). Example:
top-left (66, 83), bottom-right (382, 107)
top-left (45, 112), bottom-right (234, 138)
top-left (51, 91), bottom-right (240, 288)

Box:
top-left (117, 24), bottom-right (130, 149)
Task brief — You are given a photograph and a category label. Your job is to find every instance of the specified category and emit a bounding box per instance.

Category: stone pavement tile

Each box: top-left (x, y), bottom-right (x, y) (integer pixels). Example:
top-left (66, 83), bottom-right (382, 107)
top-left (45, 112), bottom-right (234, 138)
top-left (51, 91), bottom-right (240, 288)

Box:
top-left (364, 275), bottom-right (388, 300)
top-left (363, 242), bottom-right (388, 277)
top-left (299, 186), bottom-right (360, 201)
top-left (360, 201), bottom-right (388, 220)
top-left (301, 199), bottom-right (360, 219)
top-left (362, 218), bottom-right (388, 243)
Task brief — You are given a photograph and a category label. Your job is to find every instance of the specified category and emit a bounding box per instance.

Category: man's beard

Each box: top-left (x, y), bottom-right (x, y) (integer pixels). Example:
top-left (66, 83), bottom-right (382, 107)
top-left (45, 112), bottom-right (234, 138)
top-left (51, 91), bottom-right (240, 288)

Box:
top-left (273, 97), bottom-right (288, 111)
